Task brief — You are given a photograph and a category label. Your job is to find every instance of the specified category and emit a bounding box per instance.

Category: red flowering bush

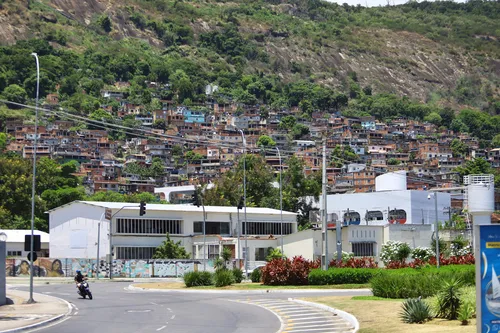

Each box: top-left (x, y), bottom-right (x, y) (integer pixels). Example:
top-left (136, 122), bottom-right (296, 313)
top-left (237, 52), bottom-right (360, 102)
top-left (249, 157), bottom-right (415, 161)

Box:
top-left (329, 257), bottom-right (378, 269)
top-left (261, 256), bottom-right (320, 285)
top-left (429, 254), bottom-right (475, 266)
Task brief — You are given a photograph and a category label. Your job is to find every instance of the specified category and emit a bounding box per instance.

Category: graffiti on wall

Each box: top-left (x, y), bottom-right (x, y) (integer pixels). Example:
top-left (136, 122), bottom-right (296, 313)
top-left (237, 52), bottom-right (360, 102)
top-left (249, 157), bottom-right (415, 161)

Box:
top-left (5, 258), bottom-right (204, 278)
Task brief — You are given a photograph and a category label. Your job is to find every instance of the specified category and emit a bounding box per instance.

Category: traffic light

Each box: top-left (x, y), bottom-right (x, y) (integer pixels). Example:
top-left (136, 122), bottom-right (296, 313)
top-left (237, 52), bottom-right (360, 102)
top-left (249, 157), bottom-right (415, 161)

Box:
top-left (192, 191), bottom-right (201, 207)
top-left (139, 201), bottom-right (146, 216)
top-left (237, 196), bottom-right (244, 210)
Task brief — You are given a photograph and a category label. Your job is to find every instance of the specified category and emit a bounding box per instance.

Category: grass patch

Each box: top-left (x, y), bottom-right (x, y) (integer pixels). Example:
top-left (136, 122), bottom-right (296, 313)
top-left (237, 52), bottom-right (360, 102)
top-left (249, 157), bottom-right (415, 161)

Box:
top-left (303, 296), bottom-right (476, 333)
top-left (134, 282), bottom-right (370, 290)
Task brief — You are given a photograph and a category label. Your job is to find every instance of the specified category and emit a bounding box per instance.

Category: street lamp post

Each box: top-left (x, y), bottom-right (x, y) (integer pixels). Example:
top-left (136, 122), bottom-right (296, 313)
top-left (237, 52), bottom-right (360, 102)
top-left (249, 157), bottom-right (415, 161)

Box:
top-left (276, 147), bottom-right (283, 257)
top-left (238, 129), bottom-right (248, 278)
top-left (428, 193), bottom-right (440, 268)
top-left (27, 52), bottom-right (40, 304)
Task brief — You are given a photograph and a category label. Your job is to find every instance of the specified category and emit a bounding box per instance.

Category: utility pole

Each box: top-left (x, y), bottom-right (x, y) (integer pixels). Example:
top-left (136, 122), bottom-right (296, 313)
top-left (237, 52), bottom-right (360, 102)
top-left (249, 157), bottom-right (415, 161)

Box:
top-left (27, 52), bottom-right (40, 304)
top-left (434, 193), bottom-right (440, 268)
top-left (96, 213), bottom-right (104, 280)
top-left (322, 137), bottom-right (328, 270)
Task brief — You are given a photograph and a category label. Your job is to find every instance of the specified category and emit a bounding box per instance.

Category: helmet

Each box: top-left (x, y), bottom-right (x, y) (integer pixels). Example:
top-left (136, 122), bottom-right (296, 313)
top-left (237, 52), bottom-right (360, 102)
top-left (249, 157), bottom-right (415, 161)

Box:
top-left (76, 270), bottom-right (81, 274)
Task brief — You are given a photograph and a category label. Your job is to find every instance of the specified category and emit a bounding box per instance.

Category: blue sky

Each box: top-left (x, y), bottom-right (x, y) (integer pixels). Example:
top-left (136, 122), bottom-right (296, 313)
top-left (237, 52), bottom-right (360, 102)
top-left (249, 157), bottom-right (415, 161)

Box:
top-left (325, 0), bottom-right (466, 7)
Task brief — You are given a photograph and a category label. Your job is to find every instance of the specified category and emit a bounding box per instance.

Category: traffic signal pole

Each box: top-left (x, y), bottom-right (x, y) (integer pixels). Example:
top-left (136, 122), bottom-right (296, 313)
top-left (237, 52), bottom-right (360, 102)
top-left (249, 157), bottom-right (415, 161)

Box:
top-left (108, 204), bottom-right (144, 279)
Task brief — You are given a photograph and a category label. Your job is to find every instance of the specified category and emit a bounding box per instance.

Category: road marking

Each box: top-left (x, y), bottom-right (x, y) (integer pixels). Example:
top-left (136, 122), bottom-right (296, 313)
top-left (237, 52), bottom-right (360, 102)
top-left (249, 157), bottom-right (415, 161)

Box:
top-left (74, 312), bottom-right (78, 316)
top-left (127, 310), bottom-right (152, 313)
top-left (167, 308), bottom-right (172, 312)
top-left (170, 315), bottom-right (176, 319)
top-left (156, 326), bottom-right (166, 331)
top-left (150, 302), bottom-right (159, 305)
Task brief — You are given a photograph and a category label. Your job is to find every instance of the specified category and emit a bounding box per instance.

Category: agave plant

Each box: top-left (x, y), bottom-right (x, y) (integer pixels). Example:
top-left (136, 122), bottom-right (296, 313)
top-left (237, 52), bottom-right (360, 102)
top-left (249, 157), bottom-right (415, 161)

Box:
top-left (436, 277), bottom-right (463, 320)
top-left (399, 298), bottom-right (433, 324)
top-left (458, 301), bottom-right (475, 325)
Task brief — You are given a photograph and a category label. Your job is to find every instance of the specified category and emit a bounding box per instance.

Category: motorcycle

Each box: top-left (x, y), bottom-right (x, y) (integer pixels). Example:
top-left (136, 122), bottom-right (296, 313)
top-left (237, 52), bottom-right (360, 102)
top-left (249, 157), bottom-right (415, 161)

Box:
top-left (77, 281), bottom-right (93, 300)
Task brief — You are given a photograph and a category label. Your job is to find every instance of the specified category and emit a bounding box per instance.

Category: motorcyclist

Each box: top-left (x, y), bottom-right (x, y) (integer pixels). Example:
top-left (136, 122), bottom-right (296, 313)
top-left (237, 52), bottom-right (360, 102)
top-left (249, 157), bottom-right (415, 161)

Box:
top-left (74, 270), bottom-right (86, 294)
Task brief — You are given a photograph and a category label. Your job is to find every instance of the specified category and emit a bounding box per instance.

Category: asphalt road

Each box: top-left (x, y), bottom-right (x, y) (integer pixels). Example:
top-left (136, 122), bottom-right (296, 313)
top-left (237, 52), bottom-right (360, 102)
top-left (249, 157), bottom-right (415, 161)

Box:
top-left (16, 283), bottom-right (369, 333)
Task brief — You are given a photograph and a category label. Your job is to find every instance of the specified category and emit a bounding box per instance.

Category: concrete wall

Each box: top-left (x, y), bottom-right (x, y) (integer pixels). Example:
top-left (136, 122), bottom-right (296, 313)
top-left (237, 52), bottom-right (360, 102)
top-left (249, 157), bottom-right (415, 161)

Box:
top-left (50, 202), bottom-right (110, 259)
top-left (283, 229), bottom-right (315, 260)
top-left (384, 224), bottom-right (433, 249)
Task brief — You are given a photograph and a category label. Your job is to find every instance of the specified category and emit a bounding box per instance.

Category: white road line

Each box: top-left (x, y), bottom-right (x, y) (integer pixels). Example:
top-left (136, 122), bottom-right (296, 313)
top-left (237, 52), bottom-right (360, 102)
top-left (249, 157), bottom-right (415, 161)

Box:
top-left (167, 308), bottom-right (172, 312)
top-left (287, 313), bottom-right (326, 318)
top-left (289, 323), bottom-right (345, 329)
top-left (269, 306), bottom-right (305, 310)
top-left (150, 302), bottom-right (159, 305)
top-left (156, 326), bottom-right (166, 331)
top-left (170, 315), bottom-right (176, 319)
top-left (287, 320), bottom-right (335, 325)
top-left (286, 316), bottom-right (327, 321)
top-left (286, 327), bottom-right (347, 332)
top-left (280, 310), bottom-right (319, 314)
top-left (74, 312), bottom-right (78, 316)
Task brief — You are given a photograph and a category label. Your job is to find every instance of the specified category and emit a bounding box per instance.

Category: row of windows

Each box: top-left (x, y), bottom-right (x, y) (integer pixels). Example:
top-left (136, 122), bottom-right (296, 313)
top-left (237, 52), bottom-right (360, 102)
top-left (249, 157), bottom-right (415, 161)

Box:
top-left (7, 251), bottom-right (22, 256)
top-left (116, 218), bottom-right (183, 234)
top-left (116, 247), bottom-right (157, 260)
top-left (193, 244), bottom-right (219, 259)
top-left (242, 222), bottom-right (293, 236)
top-left (194, 222), bottom-right (230, 235)
top-left (352, 242), bottom-right (375, 257)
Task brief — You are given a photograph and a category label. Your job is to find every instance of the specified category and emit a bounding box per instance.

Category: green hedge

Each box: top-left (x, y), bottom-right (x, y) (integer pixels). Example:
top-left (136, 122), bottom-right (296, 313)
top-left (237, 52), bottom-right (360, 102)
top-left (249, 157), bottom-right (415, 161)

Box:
top-left (309, 268), bottom-right (380, 285)
top-left (371, 265), bottom-right (475, 299)
top-left (183, 271), bottom-right (213, 287)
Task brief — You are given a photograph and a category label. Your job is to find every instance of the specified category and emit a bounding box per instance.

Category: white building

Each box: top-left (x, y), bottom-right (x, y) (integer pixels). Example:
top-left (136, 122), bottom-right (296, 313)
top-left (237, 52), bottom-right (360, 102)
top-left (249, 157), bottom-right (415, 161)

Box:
top-left (47, 201), bottom-right (297, 264)
top-left (0, 230), bottom-right (50, 258)
top-left (320, 171), bottom-right (451, 227)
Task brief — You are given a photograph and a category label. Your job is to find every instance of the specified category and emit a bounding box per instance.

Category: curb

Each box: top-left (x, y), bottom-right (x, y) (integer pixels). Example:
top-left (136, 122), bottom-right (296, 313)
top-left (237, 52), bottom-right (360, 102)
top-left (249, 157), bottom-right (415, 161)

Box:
top-left (126, 284), bottom-right (372, 295)
top-left (289, 298), bottom-right (359, 333)
top-left (227, 300), bottom-right (285, 333)
top-left (0, 293), bottom-right (73, 333)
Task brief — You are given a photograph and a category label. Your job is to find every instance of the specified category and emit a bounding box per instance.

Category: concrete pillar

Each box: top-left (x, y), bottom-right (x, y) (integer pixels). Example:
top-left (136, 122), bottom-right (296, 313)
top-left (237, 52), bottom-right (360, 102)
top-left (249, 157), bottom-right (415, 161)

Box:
top-left (0, 241), bottom-right (6, 305)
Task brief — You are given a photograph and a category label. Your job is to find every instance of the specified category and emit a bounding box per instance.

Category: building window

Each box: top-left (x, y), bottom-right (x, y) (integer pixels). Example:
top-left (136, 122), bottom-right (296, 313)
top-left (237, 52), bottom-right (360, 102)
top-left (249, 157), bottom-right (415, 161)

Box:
top-left (208, 245), bottom-right (219, 259)
top-left (352, 242), bottom-right (375, 257)
top-left (116, 247), bottom-right (157, 259)
top-left (7, 251), bottom-right (21, 257)
top-left (116, 218), bottom-right (183, 234)
top-left (193, 222), bottom-right (230, 235)
top-left (242, 222), bottom-right (293, 235)
top-left (255, 248), bottom-right (268, 261)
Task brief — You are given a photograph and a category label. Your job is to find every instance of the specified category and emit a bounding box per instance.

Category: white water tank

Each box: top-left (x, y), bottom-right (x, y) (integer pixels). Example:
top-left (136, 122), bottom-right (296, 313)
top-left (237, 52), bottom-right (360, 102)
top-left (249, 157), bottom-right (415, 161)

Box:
top-left (465, 174), bottom-right (495, 226)
top-left (375, 171), bottom-right (407, 192)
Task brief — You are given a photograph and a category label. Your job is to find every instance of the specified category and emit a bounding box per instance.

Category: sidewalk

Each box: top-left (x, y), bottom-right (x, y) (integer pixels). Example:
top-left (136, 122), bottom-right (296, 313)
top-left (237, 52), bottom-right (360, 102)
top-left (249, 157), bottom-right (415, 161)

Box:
top-left (0, 290), bottom-right (71, 333)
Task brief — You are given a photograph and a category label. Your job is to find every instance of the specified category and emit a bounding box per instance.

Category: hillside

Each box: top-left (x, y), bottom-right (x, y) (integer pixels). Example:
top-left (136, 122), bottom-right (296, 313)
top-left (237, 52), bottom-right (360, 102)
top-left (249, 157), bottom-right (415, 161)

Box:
top-left (0, 0), bottom-right (499, 112)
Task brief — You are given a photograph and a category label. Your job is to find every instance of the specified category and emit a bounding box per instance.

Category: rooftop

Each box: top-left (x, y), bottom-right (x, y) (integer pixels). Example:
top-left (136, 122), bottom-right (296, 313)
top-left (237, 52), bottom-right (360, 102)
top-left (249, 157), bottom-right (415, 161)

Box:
top-left (0, 230), bottom-right (50, 243)
top-left (47, 201), bottom-right (297, 217)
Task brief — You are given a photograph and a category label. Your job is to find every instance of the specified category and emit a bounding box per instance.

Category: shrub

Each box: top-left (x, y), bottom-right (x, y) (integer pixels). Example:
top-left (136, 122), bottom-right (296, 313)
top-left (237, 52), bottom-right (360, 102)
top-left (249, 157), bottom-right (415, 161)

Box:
top-left (232, 268), bottom-right (244, 283)
top-left (458, 301), bottom-right (475, 325)
top-left (399, 298), bottom-right (433, 324)
top-left (309, 268), bottom-right (380, 285)
top-left (250, 268), bottom-right (261, 283)
top-left (412, 247), bottom-right (434, 262)
top-left (261, 256), bottom-right (320, 286)
top-left (380, 241), bottom-right (412, 265)
top-left (436, 278), bottom-right (463, 320)
top-left (214, 270), bottom-right (235, 287)
top-left (329, 257), bottom-right (378, 268)
top-left (183, 271), bottom-right (213, 287)
top-left (371, 265), bottom-right (474, 299)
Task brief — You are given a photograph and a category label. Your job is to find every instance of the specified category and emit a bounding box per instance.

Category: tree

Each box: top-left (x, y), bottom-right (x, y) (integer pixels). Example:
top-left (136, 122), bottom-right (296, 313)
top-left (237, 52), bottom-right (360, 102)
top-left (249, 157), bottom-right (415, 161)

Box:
top-left (331, 145), bottom-right (359, 168)
top-left (1, 84), bottom-right (28, 109)
top-left (0, 133), bottom-right (7, 152)
top-left (278, 115), bottom-right (297, 130)
top-left (257, 135), bottom-right (276, 147)
top-left (152, 233), bottom-right (190, 259)
top-left (98, 15), bottom-right (112, 33)
top-left (424, 112), bottom-right (442, 126)
top-left (450, 139), bottom-right (468, 157)
top-left (387, 158), bottom-right (401, 165)
top-left (41, 187), bottom-right (85, 211)
top-left (152, 118), bottom-right (167, 130)
top-left (492, 134), bottom-right (500, 148)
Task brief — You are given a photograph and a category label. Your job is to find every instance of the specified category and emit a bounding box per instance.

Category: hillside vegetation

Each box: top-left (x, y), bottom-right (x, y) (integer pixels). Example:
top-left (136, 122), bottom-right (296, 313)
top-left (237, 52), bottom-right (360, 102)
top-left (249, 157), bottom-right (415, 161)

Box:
top-left (0, 0), bottom-right (499, 135)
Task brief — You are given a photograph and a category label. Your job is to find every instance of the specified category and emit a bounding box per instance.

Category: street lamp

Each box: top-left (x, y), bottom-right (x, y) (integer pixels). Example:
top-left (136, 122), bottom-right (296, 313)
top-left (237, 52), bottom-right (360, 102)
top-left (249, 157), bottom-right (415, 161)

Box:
top-left (428, 193), bottom-right (440, 268)
top-left (276, 147), bottom-right (283, 257)
top-left (238, 129), bottom-right (248, 278)
top-left (28, 52), bottom-right (40, 304)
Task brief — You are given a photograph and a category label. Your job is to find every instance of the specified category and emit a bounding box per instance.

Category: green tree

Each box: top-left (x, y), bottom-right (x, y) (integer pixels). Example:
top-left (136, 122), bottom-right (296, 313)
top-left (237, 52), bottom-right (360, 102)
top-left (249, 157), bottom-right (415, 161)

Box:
top-left (424, 112), bottom-right (442, 126)
top-left (152, 118), bottom-right (167, 130)
top-left (257, 135), bottom-right (276, 147)
top-left (492, 134), bottom-right (500, 148)
top-left (450, 139), bottom-right (468, 157)
top-left (1, 84), bottom-right (28, 109)
top-left (0, 133), bottom-right (7, 152)
top-left (387, 158), bottom-right (401, 165)
top-left (170, 69), bottom-right (193, 103)
top-left (153, 233), bottom-right (190, 259)
top-left (41, 187), bottom-right (85, 210)
top-left (98, 15), bottom-right (112, 33)
top-left (331, 145), bottom-right (359, 168)
top-left (278, 115), bottom-right (297, 130)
